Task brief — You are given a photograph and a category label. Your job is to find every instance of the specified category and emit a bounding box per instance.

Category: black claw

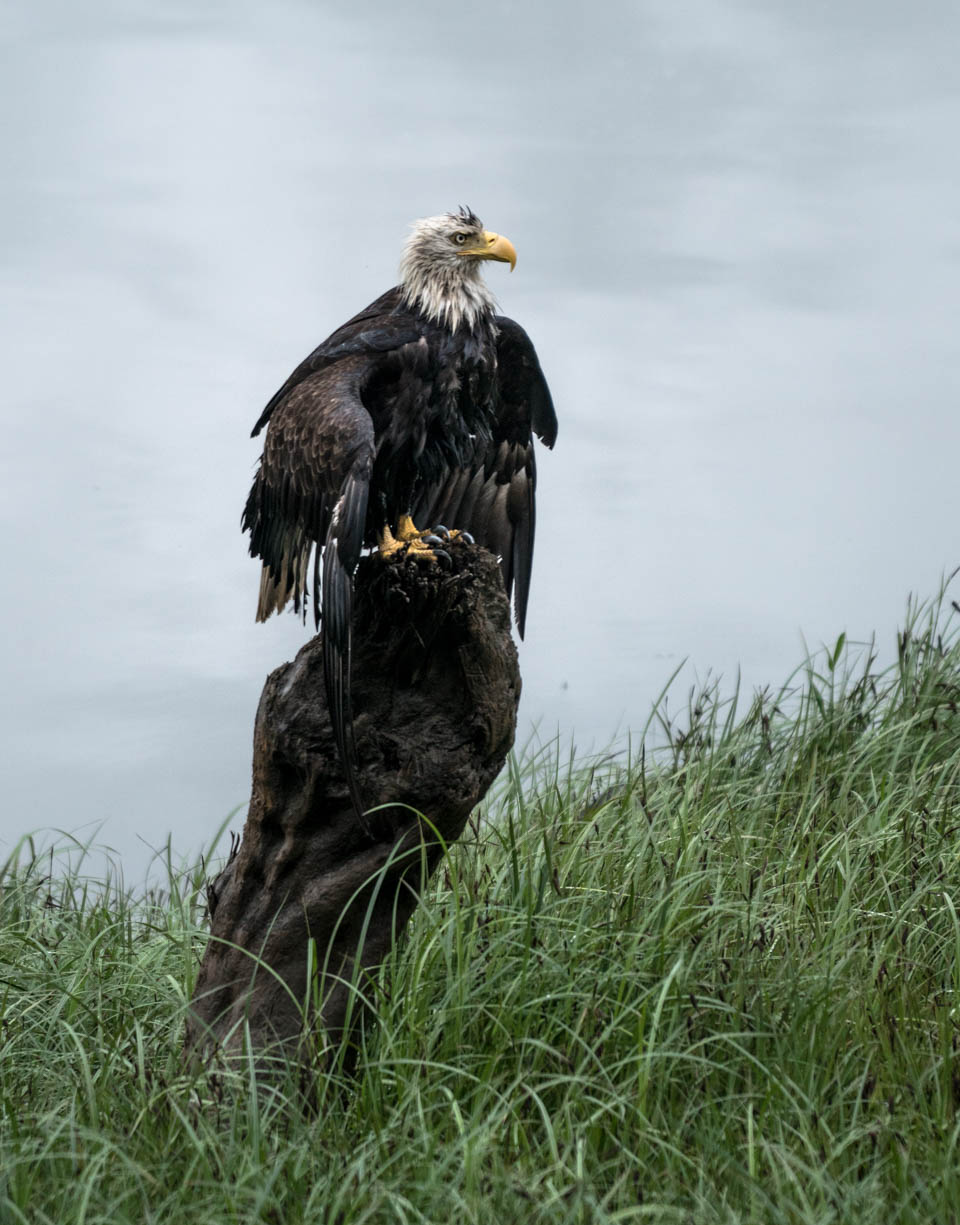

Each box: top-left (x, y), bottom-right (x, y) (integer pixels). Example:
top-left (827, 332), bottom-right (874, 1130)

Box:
top-left (422, 534), bottom-right (445, 548)
top-left (431, 525), bottom-right (474, 546)
top-left (434, 548), bottom-right (452, 569)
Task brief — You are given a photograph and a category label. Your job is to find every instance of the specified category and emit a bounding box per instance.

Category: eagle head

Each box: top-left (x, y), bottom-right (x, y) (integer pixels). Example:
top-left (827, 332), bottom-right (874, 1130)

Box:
top-left (399, 207), bottom-right (517, 332)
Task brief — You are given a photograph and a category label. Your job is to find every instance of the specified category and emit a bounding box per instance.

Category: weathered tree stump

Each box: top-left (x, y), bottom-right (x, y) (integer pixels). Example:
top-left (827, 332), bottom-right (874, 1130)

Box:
top-left (183, 543), bottom-right (520, 1071)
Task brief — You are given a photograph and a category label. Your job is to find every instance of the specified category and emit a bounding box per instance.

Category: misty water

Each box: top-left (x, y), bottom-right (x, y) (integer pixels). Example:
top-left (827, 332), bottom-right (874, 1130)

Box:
top-left (3, 0), bottom-right (960, 873)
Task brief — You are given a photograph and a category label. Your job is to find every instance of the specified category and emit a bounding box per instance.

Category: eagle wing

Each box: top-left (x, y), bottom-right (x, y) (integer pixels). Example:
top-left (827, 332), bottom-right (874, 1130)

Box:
top-left (245, 289), bottom-right (425, 622)
top-left (414, 315), bottom-right (557, 636)
top-left (242, 357), bottom-right (377, 821)
top-left (243, 358), bottom-right (373, 622)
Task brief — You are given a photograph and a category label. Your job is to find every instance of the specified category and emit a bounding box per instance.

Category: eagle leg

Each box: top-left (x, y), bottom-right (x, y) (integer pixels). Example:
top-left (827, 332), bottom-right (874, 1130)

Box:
top-left (396, 513), bottom-right (426, 541)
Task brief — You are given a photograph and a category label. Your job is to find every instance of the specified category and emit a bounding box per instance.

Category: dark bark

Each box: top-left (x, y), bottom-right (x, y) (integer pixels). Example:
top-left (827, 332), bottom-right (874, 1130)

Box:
top-left (183, 542), bottom-right (520, 1071)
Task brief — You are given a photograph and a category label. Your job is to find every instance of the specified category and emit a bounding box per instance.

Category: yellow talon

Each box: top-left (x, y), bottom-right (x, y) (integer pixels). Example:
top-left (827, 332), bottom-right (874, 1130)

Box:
top-left (378, 516), bottom-right (438, 562)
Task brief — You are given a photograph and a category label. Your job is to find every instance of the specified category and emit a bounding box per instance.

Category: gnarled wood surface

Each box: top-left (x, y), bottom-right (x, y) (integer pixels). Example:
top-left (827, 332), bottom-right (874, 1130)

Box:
top-left (183, 543), bottom-right (520, 1071)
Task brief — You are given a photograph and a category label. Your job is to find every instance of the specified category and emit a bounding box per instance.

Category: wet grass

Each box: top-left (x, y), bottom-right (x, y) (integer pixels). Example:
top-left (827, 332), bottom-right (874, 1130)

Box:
top-left (3, 587), bottom-right (960, 1223)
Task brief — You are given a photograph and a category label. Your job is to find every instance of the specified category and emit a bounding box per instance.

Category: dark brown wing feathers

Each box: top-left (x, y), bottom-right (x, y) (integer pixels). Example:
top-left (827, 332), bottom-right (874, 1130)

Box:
top-left (243, 358), bottom-right (374, 619)
top-left (415, 316), bottom-right (556, 637)
top-left (242, 358), bottom-right (374, 824)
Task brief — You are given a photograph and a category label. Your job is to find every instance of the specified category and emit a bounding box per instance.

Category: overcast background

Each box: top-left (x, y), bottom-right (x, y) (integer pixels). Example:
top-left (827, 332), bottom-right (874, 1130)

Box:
top-left (2, 0), bottom-right (959, 875)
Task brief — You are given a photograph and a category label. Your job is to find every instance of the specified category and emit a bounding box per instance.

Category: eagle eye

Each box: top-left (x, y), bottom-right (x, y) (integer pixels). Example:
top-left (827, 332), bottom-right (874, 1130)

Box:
top-left (452, 232), bottom-right (468, 246)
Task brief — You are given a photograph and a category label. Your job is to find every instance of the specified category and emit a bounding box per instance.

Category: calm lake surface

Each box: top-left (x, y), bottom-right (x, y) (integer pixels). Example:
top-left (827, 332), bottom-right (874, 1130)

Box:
top-left (3, 0), bottom-right (960, 874)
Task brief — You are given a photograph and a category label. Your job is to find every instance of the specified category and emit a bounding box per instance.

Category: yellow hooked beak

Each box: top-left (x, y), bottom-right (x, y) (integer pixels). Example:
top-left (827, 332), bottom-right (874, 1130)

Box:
top-left (459, 230), bottom-right (517, 270)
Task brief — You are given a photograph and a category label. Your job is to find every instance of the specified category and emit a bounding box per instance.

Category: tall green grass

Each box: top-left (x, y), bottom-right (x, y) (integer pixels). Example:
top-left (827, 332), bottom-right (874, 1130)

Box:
top-left (3, 588), bottom-right (960, 1223)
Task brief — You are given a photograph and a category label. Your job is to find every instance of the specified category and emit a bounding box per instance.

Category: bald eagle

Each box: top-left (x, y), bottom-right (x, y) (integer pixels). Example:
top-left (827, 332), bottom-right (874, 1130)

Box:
top-left (242, 208), bottom-right (557, 821)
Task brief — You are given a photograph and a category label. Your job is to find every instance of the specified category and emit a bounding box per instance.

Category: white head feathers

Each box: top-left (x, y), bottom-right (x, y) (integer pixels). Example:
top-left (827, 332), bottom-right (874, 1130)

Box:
top-left (399, 208), bottom-right (501, 332)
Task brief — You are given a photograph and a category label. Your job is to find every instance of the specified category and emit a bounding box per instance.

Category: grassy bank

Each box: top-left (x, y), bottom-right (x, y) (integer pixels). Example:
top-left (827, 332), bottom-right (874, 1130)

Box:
top-left (3, 590), bottom-right (960, 1223)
